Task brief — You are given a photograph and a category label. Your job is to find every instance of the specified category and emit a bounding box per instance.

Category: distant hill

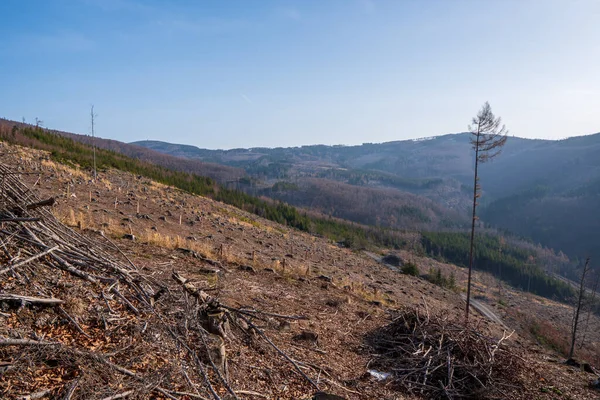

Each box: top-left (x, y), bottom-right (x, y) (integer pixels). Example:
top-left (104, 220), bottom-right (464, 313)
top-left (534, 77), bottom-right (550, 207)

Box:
top-left (0, 119), bottom-right (245, 184)
top-left (262, 177), bottom-right (466, 231)
top-left (133, 132), bottom-right (600, 263)
top-left (134, 138), bottom-right (470, 231)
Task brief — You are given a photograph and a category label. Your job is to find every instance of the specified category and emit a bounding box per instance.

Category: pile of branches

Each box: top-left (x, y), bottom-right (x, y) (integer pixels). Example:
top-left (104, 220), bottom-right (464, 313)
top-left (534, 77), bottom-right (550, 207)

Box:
top-left (0, 160), bottom-right (323, 399)
top-left (366, 306), bottom-right (525, 399)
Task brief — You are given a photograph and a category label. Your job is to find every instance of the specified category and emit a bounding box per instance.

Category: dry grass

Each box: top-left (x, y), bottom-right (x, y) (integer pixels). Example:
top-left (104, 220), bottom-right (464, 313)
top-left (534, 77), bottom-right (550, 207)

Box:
top-left (140, 230), bottom-right (217, 259)
top-left (337, 276), bottom-right (393, 305)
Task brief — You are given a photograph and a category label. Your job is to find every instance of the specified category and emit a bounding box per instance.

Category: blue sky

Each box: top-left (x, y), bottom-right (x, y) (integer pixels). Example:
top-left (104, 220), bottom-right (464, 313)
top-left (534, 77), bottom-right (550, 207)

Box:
top-left (0, 0), bottom-right (598, 149)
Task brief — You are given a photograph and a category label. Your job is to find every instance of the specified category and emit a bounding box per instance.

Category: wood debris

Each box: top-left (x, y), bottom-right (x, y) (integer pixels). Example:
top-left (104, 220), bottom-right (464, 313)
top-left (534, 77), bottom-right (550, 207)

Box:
top-left (0, 162), bottom-right (321, 399)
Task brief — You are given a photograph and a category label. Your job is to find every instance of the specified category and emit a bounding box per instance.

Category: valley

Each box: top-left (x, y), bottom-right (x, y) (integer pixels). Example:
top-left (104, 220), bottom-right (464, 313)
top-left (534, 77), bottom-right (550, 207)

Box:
top-left (133, 133), bottom-right (600, 267)
top-left (1, 131), bottom-right (599, 399)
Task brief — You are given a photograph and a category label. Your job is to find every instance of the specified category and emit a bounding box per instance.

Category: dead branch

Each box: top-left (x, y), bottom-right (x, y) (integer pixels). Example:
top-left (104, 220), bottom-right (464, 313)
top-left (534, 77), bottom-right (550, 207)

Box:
top-left (0, 293), bottom-right (64, 305)
top-left (99, 390), bottom-right (134, 400)
top-left (172, 271), bottom-right (212, 303)
top-left (365, 307), bottom-right (524, 399)
top-left (239, 314), bottom-right (320, 391)
top-left (18, 388), bottom-right (55, 400)
top-left (0, 337), bottom-right (57, 346)
top-left (224, 306), bottom-right (308, 321)
top-left (169, 391), bottom-right (210, 400)
top-left (235, 390), bottom-right (268, 398)
top-left (62, 379), bottom-right (79, 400)
top-left (58, 306), bottom-right (91, 338)
top-left (0, 244), bottom-right (59, 274)
top-left (25, 197), bottom-right (55, 210)
top-left (0, 217), bottom-right (40, 222)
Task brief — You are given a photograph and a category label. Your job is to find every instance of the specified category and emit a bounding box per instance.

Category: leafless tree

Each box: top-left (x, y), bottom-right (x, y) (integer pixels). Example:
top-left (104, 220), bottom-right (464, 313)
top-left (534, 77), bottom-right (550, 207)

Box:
top-left (569, 257), bottom-right (591, 360)
top-left (465, 102), bottom-right (508, 321)
top-left (578, 267), bottom-right (599, 350)
top-left (90, 105), bottom-right (97, 181)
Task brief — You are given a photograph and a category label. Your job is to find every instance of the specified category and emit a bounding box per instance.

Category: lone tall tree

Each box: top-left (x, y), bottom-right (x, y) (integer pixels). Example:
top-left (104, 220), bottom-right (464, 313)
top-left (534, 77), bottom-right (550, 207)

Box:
top-left (569, 257), bottom-right (591, 360)
top-left (465, 102), bottom-right (508, 321)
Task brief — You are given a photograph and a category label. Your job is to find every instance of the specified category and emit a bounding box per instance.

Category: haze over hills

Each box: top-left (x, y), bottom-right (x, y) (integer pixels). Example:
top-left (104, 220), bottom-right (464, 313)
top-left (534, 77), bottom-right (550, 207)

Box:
top-left (2, 115), bottom-right (597, 268)
top-left (133, 132), bottom-right (600, 264)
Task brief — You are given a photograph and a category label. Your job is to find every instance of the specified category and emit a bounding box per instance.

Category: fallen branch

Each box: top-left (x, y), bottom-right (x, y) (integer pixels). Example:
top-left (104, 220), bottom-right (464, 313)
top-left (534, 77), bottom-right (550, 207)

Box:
top-left (172, 271), bottom-right (211, 303)
top-left (235, 390), bottom-right (268, 398)
top-left (0, 245), bottom-right (59, 275)
top-left (239, 314), bottom-right (320, 391)
top-left (0, 217), bottom-right (40, 222)
top-left (225, 306), bottom-right (308, 321)
top-left (0, 294), bottom-right (64, 306)
top-left (0, 337), bottom-right (57, 346)
top-left (61, 379), bottom-right (79, 400)
top-left (25, 197), bottom-right (55, 210)
top-left (169, 391), bottom-right (210, 400)
top-left (58, 307), bottom-right (91, 338)
top-left (99, 390), bottom-right (134, 400)
top-left (18, 388), bottom-right (54, 400)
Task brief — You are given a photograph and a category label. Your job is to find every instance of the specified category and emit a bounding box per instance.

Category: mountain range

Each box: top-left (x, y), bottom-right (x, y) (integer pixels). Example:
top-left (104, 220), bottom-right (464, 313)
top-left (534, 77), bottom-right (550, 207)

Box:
top-left (1, 116), bottom-right (596, 265)
top-left (133, 132), bottom-right (600, 264)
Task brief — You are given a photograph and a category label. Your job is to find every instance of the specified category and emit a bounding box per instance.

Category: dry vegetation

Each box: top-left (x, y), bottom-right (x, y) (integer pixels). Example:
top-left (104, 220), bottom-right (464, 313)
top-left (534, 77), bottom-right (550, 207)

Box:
top-left (1, 141), bottom-right (599, 399)
top-left (366, 307), bottom-right (525, 399)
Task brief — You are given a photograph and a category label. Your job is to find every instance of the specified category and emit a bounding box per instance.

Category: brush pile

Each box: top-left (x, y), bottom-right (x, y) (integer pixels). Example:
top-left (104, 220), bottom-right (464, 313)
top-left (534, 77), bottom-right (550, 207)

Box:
top-left (0, 162), bottom-right (320, 399)
top-left (366, 306), bottom-right (525, 399)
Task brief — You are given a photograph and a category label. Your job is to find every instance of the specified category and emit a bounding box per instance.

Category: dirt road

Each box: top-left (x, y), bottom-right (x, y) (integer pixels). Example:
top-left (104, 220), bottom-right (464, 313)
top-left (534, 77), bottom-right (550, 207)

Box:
top-left (365, 251), bottom-right (509, 328)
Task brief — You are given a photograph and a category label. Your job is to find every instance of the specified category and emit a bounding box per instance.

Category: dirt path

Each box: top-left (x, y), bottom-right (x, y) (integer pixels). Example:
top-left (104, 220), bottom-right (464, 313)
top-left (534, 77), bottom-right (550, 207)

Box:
top-left (461, 294), bottom-right (508, 329)
top-left (365, 251), bottom-right (509, 329)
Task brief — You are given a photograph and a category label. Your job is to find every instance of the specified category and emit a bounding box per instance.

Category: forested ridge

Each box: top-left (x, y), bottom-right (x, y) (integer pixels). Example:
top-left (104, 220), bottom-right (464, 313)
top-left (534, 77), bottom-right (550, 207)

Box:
top-left (0, 120), bottom-right (576, 301)
top-left (421, 232), bottom-right (574, 300)
top-left (137, 133), bottom-right (600, 266)
top-left (0, 123), bottom-right (408, 249)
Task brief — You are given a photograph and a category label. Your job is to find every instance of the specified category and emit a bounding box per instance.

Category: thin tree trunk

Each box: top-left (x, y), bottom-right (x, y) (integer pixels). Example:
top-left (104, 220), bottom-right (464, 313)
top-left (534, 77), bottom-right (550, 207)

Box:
top-left (579, 270), bottom-right (599, 349)
top-left (569, 257), bottom-right (590, 360)
top-left (466, 127), bottom-right (481, 322)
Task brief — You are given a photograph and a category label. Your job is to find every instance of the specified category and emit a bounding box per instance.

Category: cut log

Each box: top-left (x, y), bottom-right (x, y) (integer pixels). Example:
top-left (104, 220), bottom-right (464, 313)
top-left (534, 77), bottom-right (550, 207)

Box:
top-left (172, 271), bottom-right (211, 303)
top-left (25, 197), bottom-right (55, 210)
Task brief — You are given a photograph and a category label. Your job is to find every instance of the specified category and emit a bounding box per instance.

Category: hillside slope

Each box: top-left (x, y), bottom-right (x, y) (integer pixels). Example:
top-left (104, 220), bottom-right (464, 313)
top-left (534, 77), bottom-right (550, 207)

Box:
top-left (0, 118), bottom-right (246, 184)
top-left (1, 140), bottom-right (599, 399)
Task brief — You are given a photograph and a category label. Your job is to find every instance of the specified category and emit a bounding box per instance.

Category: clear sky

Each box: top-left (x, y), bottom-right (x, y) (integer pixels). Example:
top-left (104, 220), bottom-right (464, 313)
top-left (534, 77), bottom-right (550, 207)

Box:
top-left (0, 0), bottom-right (598, 149)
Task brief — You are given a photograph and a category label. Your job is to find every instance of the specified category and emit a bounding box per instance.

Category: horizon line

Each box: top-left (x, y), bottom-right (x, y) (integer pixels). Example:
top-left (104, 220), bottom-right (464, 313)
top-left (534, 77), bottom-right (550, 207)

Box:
top-left (2, 116), bottom-right (599, 151)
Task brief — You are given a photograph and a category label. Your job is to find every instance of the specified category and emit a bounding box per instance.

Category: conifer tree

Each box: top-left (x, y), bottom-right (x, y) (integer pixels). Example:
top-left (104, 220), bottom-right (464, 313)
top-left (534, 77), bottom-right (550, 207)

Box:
top-left (465, 102), bottom-right (508, 321)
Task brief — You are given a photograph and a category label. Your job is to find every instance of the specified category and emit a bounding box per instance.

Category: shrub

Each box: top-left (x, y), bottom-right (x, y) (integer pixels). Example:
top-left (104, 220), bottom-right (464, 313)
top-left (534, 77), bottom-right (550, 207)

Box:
top-left (401, 262), bottom-right (420, 276)
top-left (427, 267), bottom-right (456, 290)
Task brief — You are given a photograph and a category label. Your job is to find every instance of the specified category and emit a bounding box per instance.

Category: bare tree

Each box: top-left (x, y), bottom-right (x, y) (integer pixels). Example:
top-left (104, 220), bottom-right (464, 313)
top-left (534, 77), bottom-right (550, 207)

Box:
top-left (578, 267), bottom-right (599, 350)
top-left (569, 257), bottom-right (591, 360)
top-left (90, 105), bottom-right (97, 181)
top-left (526, 255), bottom-right (536, 292)
top-left (465, 102), bottom-right (508, 321)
